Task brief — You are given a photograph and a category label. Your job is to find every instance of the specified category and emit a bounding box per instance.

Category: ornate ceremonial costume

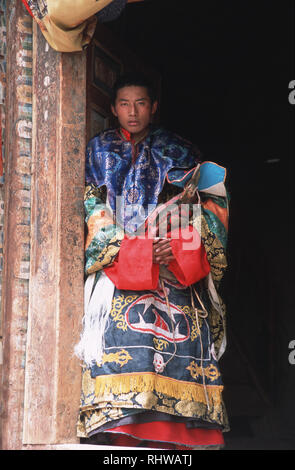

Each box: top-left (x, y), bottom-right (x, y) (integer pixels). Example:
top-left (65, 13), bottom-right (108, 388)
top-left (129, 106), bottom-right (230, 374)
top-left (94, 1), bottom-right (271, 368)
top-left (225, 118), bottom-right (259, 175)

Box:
top-left (76, 127), bottom-right (229, 449)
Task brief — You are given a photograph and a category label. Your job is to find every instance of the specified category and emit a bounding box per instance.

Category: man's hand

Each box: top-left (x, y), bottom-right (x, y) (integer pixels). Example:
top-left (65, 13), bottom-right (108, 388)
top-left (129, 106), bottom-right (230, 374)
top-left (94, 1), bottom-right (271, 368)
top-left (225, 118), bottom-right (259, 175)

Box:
top-left (153, 238), bottom-right (175, 266)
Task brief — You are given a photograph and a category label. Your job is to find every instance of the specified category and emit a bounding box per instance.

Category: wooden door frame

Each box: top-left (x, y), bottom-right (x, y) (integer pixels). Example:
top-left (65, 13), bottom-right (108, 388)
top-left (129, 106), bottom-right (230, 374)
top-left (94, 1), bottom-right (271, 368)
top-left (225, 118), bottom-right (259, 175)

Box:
top-left (1, 3), bottom-right (85, 449)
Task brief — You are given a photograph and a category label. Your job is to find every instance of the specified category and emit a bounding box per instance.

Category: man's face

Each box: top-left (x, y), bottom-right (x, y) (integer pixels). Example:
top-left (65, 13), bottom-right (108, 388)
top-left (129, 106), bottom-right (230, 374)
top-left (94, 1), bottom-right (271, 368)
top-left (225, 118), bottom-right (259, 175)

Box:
top-left (111, 85), bottom-right (158, 138)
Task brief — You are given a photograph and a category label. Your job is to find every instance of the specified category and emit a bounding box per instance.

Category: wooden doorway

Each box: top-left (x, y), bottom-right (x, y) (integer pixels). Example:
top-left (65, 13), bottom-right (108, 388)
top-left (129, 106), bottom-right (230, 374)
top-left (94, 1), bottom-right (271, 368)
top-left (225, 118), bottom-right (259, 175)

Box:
top-left (1, 10), bottom-right (161, 448)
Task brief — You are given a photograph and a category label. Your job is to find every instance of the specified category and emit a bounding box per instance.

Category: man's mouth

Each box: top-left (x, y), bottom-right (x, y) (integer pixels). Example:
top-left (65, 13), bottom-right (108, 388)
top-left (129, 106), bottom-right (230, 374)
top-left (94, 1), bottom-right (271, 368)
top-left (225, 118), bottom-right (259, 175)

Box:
top-left (128, 121), bottom-right (139, 126)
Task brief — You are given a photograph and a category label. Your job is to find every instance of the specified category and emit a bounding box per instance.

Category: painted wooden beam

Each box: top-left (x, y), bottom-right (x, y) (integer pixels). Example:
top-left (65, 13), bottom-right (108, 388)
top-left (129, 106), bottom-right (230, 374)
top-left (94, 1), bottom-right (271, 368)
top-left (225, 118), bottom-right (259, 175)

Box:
top-left (1, 0), bottom-right (33, 450)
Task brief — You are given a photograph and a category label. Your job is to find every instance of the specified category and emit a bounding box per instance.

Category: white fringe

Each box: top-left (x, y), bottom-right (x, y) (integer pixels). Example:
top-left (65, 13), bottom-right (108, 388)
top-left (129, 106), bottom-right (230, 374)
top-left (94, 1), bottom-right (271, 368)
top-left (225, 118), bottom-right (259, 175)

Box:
top-left (207, 272), bottom-right (226, 360)
top-left (74, 271), bottom-right (115, 368)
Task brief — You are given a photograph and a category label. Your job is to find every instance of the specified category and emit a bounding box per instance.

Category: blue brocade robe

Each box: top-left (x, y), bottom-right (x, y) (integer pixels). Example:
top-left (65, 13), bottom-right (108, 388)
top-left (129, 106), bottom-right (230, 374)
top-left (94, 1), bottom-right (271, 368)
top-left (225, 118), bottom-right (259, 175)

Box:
top-left (77, 127), bottom-right (229, 438)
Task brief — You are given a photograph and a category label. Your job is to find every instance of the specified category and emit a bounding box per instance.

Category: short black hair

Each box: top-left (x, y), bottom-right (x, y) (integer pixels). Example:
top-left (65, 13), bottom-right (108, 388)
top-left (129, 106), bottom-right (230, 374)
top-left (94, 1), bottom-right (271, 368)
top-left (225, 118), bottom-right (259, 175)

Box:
top-left (111, 72), bottom-right (157, 105)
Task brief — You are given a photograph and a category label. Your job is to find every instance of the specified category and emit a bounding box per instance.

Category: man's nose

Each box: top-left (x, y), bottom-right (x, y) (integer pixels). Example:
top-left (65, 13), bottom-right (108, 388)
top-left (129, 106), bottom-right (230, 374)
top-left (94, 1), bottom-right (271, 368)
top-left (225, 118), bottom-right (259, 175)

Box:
top-left (128, 104), bottom-right (137, 115)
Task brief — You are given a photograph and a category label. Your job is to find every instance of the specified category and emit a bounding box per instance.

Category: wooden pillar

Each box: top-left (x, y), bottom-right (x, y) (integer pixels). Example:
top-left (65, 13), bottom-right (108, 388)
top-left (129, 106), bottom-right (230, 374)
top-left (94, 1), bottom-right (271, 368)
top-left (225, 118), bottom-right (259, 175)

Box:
top-left (2, 1), bottom-right (86, 448)
top-left (22, 23), bottom-right (86, 446)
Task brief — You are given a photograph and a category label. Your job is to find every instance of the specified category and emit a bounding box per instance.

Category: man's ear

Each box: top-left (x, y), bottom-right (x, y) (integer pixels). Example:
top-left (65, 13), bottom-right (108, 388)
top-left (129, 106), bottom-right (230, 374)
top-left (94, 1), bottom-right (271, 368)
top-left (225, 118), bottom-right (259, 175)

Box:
top-left (151, 100), bottom-right (158, 115)
top-left (111, 104), bottom-right (118, 117)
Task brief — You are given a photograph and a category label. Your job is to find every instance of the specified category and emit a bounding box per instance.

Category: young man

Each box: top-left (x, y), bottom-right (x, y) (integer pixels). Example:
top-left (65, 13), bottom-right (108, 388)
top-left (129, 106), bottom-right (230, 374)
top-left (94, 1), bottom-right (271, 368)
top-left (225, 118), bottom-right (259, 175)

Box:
top-left (75, 73), bottom-right (229, 449)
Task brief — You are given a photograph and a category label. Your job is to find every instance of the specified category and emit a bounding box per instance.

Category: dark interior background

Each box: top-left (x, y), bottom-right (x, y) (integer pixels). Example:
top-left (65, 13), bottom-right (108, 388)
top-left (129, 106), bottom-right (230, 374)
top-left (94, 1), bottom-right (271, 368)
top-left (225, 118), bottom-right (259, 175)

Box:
top-left (106, 0), bottom-right (295, 449)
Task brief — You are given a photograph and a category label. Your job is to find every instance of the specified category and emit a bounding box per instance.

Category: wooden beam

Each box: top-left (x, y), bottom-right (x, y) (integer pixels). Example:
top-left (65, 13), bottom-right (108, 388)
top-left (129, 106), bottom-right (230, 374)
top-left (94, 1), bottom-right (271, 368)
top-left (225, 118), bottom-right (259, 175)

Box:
top-left (22, 23), bottom-right (86, 445)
